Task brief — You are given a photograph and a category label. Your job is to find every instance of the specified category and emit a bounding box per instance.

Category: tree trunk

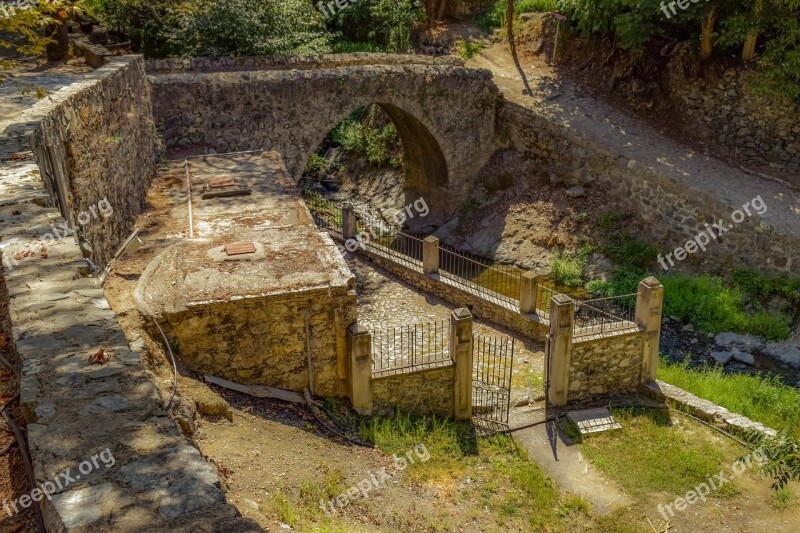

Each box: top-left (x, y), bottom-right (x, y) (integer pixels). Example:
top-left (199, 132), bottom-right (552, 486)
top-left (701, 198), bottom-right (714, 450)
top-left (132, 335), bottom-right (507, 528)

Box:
top-left (436, 0), bottom-right (447, 21)
top-left (46, 18), bottom-right (70, 62)
top-left (700, 7), bottom-right (716, 60)
top-left (742, 32), bottom-right (758, 61)
top-left (506, 0), bottom-right (514, 42)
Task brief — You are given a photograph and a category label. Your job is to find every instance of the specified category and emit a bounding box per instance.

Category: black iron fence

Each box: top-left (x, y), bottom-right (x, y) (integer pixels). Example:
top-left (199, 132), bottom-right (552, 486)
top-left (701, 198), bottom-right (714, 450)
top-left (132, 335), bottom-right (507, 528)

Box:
top-left (439, 246), bottom-right (521, 305)
top-left (573, 293), bottom-right (638, 336)
top-left (472, 334), bottom-right (515, 435)
top-left (302, 188), bottom-right (342, 238)
top-left (371, 320), bottom-right (451, 377)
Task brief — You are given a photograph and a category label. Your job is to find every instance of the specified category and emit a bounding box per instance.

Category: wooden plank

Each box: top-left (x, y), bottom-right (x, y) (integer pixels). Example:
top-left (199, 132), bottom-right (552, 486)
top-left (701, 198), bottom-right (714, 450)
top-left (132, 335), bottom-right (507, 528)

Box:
top-left (224, 241), bottom-right (256, 256)
top-left (204, 374), bottom-right (305, 403)
top-left (207, 176), bottom-right (237, 189)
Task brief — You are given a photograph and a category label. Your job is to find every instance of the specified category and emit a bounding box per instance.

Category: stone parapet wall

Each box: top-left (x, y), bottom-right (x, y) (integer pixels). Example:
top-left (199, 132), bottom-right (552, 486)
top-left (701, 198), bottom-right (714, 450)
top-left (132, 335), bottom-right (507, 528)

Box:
top-left (500, 101), bottom-right (799, 275)
top-left (372, 366), bottom-right (455, 418)
top-left (161, 286), bottom-right (356, 397)
top-left (23, 55), bottom-right (159, 267)
top-left (145, 53), bottom-right (464, 74)
top-left (568, 332), bottom-right (646, 402)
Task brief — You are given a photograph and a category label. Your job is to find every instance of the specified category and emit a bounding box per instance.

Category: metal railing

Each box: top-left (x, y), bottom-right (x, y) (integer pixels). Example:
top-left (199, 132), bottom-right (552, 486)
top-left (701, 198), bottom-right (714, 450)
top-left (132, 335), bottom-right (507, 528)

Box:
top-left (371, 320), bottom-right (451, 377)
top-left (535, 284), bottom-right (558, 320)
top-left (360, 229), bottom-right (423, 270)
top-left (439, 246), bottom-right (521, 305)
top-left (573, 293), bottom-right (638, 336)
top-left (302, 188), bottom-right (342, 237)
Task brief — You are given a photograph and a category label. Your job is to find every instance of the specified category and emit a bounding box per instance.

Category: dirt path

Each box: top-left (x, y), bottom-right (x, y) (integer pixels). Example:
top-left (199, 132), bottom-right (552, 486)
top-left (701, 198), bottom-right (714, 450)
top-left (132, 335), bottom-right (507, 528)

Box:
top-left (467, 42), bottom-right (800, 239)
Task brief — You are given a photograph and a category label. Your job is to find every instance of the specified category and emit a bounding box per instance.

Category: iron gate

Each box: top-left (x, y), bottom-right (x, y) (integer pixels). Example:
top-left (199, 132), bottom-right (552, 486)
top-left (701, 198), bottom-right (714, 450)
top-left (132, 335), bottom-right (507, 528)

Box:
top-left (472, 334), bottom-right (515, 435)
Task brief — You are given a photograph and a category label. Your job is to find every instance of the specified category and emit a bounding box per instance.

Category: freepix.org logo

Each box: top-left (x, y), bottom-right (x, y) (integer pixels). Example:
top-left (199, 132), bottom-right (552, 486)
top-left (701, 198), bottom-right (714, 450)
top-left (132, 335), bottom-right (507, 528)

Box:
top-left (1, 0), bottom-right (43, 19)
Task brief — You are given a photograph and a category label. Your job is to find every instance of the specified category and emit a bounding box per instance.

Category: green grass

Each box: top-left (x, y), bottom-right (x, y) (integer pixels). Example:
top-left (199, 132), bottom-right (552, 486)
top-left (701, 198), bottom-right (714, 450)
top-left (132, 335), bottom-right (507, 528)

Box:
top-left (769, 488), bottom-right (793, 510)
top-left (577, 408), bottom-right (744, 500)
top-left (360, 414), bottom-right (593, 530)
top-left (658, 358), bottom-right (800, 436)
top-left (550, 246), bottom-right (593, 288)
top-left (457, 37), bottom-right (485, 60)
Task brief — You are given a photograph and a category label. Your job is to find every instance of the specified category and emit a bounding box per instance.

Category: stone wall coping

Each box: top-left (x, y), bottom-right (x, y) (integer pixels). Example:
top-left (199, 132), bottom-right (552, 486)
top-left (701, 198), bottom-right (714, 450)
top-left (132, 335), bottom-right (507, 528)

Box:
top-left (145, 53), bottom-right (465, 74)
top-left (644, 380), bottom-right (777, 439)
top-left (572, 326), bottom-right (644, 345)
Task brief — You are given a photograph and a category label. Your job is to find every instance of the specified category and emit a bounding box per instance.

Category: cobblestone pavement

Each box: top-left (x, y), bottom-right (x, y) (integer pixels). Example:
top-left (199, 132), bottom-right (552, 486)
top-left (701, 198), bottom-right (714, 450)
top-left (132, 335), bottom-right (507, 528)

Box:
top-left (468, 44), bottom-right (800, 237)
top-left (347, 255), bottom-right (545, 399)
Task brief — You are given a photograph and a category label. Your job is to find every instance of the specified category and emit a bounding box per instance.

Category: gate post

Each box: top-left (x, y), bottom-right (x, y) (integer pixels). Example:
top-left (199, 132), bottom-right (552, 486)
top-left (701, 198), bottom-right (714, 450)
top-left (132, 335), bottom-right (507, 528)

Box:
top-left (519, 271), bottom-right (539, 314)
top-left (451, 308), bottom-right (473, 420)
top-left (347, 324), bottom-right (373, 414)
top-left (547, 294), bottom-right (574, 407)
top-left (635, 277), bottom-right (664, 384)
top-left (342, 205), bottom-right (356, 240)
top-left (423, 236), bottom-right (440, 275)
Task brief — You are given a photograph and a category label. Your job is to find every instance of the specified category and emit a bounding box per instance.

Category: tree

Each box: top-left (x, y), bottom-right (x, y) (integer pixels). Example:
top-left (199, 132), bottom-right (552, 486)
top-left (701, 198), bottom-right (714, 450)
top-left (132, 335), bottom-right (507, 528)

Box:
top-left (506, 0), bottom-right (513, 42)
top-left (747, 430), bottom-right (800, 490)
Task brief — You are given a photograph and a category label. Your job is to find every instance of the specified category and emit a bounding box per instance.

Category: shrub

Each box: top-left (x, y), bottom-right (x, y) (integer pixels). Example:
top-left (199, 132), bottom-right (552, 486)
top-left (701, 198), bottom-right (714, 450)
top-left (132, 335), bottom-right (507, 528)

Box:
top-left (550, 246), bottom-right (593, 288)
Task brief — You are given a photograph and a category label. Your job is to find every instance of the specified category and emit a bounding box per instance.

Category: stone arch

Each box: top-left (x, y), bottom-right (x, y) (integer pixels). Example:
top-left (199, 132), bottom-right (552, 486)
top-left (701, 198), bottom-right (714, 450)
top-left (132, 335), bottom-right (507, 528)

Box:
top-left (299, 100), bottom-right (450, 221)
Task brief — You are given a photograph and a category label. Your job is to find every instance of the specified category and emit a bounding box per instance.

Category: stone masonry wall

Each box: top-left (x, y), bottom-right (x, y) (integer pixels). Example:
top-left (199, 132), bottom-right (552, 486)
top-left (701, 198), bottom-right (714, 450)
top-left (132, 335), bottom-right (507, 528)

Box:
top-left (0, 60), bottom-right (253, 530)
top-left (500, 101), bottom-right (799, 275)
top-left (147, 59), bottom-right (499, 219)
top-left (372, 366), bottom-right (455, 418)
top-left (26, 56), bottom-right (158, 267)
top-left (165, 286), bottom-right (356, 398)
top-left (568, 332), bottom-right (645, 402)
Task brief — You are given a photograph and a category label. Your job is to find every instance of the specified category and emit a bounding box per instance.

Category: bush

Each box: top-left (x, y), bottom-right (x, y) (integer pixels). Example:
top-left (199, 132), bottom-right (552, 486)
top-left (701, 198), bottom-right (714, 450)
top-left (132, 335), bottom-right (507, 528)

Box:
top-left (550, 246), bottom-right (593, 288)
top-left (329, 106), bottom-right (400, 167)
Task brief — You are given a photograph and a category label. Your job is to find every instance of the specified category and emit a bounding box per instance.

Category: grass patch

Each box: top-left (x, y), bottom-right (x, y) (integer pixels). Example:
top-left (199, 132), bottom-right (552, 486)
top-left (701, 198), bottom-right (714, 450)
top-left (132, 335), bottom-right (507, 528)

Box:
top-left (769, 488), bottom-right (793, 510)
top-left (550, 245), bottom-right (593, 288)
top-left (577, 408), bottom-right (743, 500)
top-left (658, 357), bottom-right (800, 436)
top-left (457, 37), bottom-right (485, 60)
top-left (360, 414), bottom-right (593, 530)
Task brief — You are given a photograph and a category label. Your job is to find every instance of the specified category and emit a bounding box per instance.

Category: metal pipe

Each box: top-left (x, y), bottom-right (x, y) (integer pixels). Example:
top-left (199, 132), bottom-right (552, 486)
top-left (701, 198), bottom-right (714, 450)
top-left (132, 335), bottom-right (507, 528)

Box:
top-left (184, 159), bottom-right (194, 240)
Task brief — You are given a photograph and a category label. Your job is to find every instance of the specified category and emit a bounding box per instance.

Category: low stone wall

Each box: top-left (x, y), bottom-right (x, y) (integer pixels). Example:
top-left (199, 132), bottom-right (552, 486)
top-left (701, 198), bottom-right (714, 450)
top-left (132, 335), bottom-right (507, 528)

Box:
top-left (568, 331), bottom-right (646, 402)
top-left (352, 250), bottom-right (549, 342)
top-left (24, 55), bottom-right (159, 267)
top-left (372, 365), bottom-right (455, 418)
top-left (644, 380), bottom-right (776, 438)
top-left (500, 101), bottom-right (799, 275)
top-left (163, 286), bottom-right (355, 397)
top-left (145, 53), bottom-right (463, 74)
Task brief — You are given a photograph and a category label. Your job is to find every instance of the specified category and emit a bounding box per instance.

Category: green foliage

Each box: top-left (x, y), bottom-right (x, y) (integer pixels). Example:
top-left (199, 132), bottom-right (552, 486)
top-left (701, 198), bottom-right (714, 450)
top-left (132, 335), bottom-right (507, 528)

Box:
top-left (659, 357), bottom-right (800, 436)
top-left (457, 37), bottom-right (485, 60)
top-left (478, 0), bottom-right (558, 31)
top-left (747, 431), bottom-right (800, 490)
top-left (550, 245), bottom-right (593, 287)
top-left (661, 275), bottom-right (790, 340)
top-left (325, 0), bottom-right (425, 53)
top-left (329, 106), bottom-right (400, 167)
top-left (305, 153), bottom-right (329, 173)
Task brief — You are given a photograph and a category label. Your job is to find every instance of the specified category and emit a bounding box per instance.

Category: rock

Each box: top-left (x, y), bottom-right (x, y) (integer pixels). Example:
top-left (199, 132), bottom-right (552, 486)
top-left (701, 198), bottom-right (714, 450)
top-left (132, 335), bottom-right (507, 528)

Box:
top-left (714, 332), bottom-right (765, 351)
top-left (80, 394), bottom-right (133, 416)
top-left (763, 342), bottom-right (800, 368)
top-left (682, 324), bottom-right (694, 332)
top-left (690, 338), bottom-right (698, 345)
top-left (710, 351), bottom-right (734, 365)
top-left (730, 350), bottom-right (755, 366)
top-left (49, 483), bottom-right (114, 528)
top-left (533, 393), bottom-right (546, 402)
top-left (565, 185), bottom-right (586, 198)
top-left (514, 395), bottom-right (530, 407)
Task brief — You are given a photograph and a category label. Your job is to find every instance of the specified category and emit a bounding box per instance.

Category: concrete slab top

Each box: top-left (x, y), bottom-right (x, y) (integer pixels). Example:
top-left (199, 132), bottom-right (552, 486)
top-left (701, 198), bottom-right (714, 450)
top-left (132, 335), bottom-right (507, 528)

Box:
top-left (140, 152), bottom-right (353, 311)
top-left (567, 408), bottom-right (623, 435)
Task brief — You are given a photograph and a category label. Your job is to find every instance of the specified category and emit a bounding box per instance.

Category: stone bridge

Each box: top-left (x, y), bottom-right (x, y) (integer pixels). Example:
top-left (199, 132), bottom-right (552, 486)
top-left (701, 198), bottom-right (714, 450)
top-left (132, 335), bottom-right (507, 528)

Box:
top-left (146, 54), bottom-right (501, 219)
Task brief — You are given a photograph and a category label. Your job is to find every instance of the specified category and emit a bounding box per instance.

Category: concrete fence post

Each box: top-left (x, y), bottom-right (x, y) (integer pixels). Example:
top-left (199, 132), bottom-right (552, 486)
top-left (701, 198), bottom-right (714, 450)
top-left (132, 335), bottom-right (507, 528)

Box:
top-left (342, 205), bottom-right (356, 241)
top-left (547, 294), bottom-right (574, 407)
top-left (635, 277), bottom-right (664, 384)
top-left (450, 308), bottom-right (473, 420)
top-left (519, 271), bottom-right (539, 314)
top-left (423, 235), bottom-right (440, 275)
top-left (347, 324), bottom-right (373, 414)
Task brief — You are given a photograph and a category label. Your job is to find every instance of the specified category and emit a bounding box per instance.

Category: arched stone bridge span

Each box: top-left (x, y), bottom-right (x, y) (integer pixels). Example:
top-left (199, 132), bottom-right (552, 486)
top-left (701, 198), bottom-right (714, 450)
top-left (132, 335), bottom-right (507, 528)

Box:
top-left (147, 54), bottom-right (501, 219)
